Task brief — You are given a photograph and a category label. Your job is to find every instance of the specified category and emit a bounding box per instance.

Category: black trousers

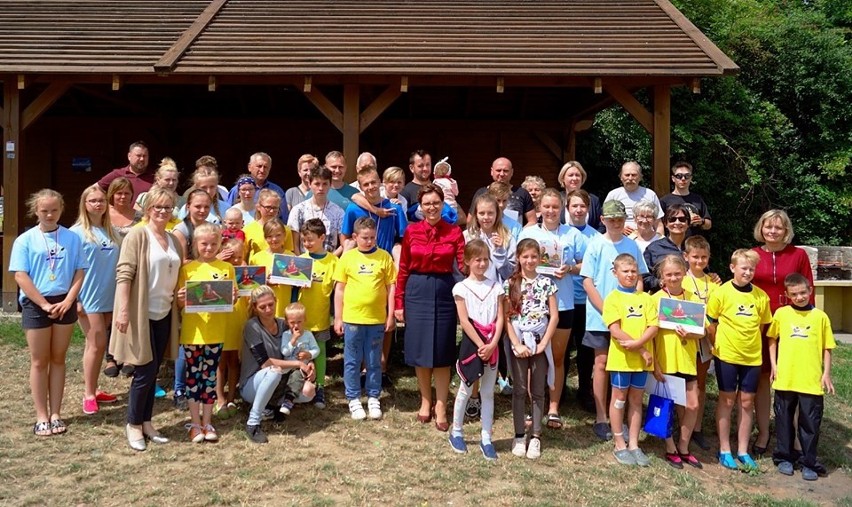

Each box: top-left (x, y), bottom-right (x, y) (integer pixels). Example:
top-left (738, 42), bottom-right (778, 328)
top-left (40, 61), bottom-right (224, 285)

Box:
top-left (565, 304), bottom-right (594, 399)
top-left (127, 314), bottom-right (171, 425)
top-left (773, 389), bottom-right (825, 472)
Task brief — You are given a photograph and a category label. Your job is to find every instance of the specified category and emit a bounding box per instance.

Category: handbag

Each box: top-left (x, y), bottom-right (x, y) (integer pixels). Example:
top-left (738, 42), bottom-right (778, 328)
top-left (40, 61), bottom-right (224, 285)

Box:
top-left (643, 380), bottom-right (675, 439)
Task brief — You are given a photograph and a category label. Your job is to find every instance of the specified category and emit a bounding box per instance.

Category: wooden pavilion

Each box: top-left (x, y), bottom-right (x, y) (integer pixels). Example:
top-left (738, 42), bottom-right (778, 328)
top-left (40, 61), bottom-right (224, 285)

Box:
top-left (0, 0), bottom-right (738, 310)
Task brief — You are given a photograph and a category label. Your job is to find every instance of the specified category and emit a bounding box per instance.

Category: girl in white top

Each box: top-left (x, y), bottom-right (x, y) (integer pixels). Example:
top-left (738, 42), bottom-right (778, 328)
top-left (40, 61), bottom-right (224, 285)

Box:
top-left (449, 240), bottom-right (504, 460)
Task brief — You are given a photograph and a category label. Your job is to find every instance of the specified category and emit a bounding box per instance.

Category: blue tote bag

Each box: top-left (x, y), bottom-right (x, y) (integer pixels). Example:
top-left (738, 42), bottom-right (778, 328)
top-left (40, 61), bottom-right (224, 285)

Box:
top-left (643, 380), bottom-right (675, 439)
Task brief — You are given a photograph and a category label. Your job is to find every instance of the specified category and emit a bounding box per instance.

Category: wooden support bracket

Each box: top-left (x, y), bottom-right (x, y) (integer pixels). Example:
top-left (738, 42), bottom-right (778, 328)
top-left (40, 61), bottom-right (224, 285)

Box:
top-left (400, 76), bottom-right (408, 93)
top-left (605, 83), bottom-right (653, 134)
top-left (303, 87), bottom-right (343, 132)
top-left (496, 77), bottom-right (505, 94)
top-left (360, 85), bottom-right (402, 134)
top-left (594, 77), bottom-right (602, 94)
top-left (17, 75), bottom-right (26, 90)
top-left (22, 81), bottom-right (71, 130)
top-left (208, 76), bottom-right (216, 92)
top-left (303, 76), bottom-right (312, 93)
top-left (112, 75), bottom-right (122, 91)
top-left (533, 130), bottom-right (564, 164)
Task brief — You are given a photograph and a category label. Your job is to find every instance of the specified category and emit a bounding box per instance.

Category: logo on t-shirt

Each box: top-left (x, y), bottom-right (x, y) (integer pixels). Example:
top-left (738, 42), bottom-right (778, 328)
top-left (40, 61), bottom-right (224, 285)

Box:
top-left (735, 304), bottom-right (755, 317)
top-left (99, 240), bottom-right (115, 251)
top-left (358, 263), bottom-right (374, 275)
top-left (46, 245), bottom-right (66, 261)
top-left (790, 325), bottom-right (810, 339)
top-left (311, 269), bottom-right (326, 282)
top-left (626, 305), bottom-right (644, 318)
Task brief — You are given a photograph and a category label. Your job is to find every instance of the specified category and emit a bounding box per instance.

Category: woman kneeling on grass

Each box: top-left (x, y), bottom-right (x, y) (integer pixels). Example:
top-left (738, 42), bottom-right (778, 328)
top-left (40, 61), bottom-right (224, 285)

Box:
top-left (240, 285), bottom-right (316, 444)
top-left (11, 189), bottom-right (88, 436)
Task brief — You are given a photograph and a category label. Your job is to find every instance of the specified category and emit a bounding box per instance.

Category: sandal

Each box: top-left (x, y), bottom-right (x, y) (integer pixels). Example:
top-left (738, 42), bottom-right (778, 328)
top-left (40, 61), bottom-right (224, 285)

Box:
top-left (679, 452), bottom-right (703, 469)
top-left (50, 418), bottom-right (67, 435)
top-left (665, 452), bottom-right (684, 469)
top-left (33, 421), bottom-right (52, 437)
top-left (103, 361), bottom-right (120, 378)
top-left (545, 413), bottom-right (563, 430)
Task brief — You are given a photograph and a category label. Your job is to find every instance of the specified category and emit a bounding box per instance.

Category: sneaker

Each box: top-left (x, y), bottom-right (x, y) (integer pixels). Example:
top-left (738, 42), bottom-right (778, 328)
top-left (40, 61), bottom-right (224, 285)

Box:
top-left (381, 373), bottom-right (394, 389)
top-left (203, 424), bottom-right (218, 442)
top-left (737, 453), bottom-right (758, 472)
top-left (480, 442), bottom-right (498, 461)
top-left (279, 399), bottom-right (294, 415)
top-left (349, 399), bottom-right (366, 420)
top-left (801, 466), bottom-right (818, 481)
top-left (680, 452), bottom-right (703, 469)
top-left (95, 391), bottom-right (118, 403)
top-left (246, 424), bottom-right (268, 444)
top-left (718, 452), bottom-right (738, 470)
top-left (614, 448), bottom-right (637, 466)
top-left (154, 384), bottom-right (166, 399)
top-left (82, 397), bottom-right (99, 415)
top-left (313, 387), bottom-right (326, 410)
top-left (367, 397), bottom-right (382, 420)
top-left (778, 461), bottom-right (794, 476)
top-left (189, 424), bottom-right (205, 443)
top-left (593, 422), bottom-right (612, 441)
top-left (691, 430), bottom-right (711, 450)
top-left (465, 397), bottom-right (481, 419)
top-left (173, 392), bottom-right (188, 411)
top-left (511, 437), bottom-right (527, 457)
top-left (630, 448), bottom-right (651, 467)
top-left (526, 437), bottom-right (541, 459)
top-left (261, 408), bottom-right (276, 421)
top-left (448, 434), bottom-right (467, 454)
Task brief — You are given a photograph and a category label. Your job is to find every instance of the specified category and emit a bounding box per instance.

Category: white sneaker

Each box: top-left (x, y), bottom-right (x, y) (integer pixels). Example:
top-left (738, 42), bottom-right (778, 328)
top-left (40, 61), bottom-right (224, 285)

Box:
top-left (349, 399), bottom-right (366, 420)
top-left (367, 397), bottom-right (382, 420)
top-left (511, 437), bottom-right (527, 457)
top-left (526, 437), bottom-right (541, 459)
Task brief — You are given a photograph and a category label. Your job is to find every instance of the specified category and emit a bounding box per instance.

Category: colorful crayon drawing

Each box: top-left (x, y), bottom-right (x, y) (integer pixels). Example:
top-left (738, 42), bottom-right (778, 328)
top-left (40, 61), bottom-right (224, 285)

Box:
top-left (185, 280), bottom-right (235, 313)
top-left (269, 254), bottom-right (313, 288)
top-left (657, 297), bottom-right (706, 335)
top-left (236, 266), bottom-right (266, 296)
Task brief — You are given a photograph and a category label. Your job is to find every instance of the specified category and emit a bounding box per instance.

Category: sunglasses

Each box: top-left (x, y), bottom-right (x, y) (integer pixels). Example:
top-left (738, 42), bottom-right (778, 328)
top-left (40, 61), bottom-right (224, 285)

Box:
top-left (668, 216), bottom-right (689, 223)
top-left (673, 173), bottom-right (691, 180)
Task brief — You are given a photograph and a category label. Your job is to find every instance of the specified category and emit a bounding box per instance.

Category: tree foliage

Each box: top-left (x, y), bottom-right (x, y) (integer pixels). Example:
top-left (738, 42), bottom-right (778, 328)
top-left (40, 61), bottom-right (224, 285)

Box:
top-left (578, 0), bottom-right (852, 267)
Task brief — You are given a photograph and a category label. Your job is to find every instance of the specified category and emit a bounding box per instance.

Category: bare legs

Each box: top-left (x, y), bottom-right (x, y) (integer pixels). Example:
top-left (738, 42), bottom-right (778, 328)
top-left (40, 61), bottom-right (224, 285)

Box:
top-left (717, 390), bottom-right (755, 455)
top-left (592, 349), bottom-right (609, 423)
top-left (27, 324), bottom-right (73, 426)
top-left (79, 311), bottom-right (110, 400)
top-left (415, 366), bottom-right (450, 424)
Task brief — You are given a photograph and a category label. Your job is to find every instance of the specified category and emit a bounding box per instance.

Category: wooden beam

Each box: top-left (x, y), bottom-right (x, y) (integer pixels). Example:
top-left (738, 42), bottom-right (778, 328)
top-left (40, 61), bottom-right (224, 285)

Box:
top-left (112, 74), bottom-right (121, 91)
top-left (359, 85), bottom-right (401, 134)
top-left (22, 81), bottom-right (71, 130)
top-left (2, 81), bottom-right (21, 312)
top-left (533, 130), bottom-right (563, 164)
top-left (153, 0), bottom-right (229, 73)
top-left (342, 84), bottom-right (359, 182)
top-left (605, 83), bottom-right (653, 134)
top-left (652, 85), bottom-right (671, 197)
top-left (303, 87), bottom-right (343, 132)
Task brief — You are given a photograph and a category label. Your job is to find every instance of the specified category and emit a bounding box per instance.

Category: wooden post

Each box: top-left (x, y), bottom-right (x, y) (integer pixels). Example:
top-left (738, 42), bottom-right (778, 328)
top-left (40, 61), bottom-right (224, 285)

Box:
top-left (342, 84), bottom-right (359, 182)
top-left (2, 81), bottom-right (21, 312)
top-left (567, 121), bottom-right (577, 162)
top-left (652, 85), bottom-right (671, 198)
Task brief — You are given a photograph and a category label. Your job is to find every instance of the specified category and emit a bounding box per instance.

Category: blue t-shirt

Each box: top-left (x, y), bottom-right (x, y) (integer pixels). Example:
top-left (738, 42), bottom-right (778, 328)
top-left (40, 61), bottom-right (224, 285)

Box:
top-left (518, 224), bottom-right (585, 311)
top-left (341, 199), bottom-right (407, 254)
top-left (70, 225), bottom-right (119, 313)
top-left (503, 215), bottom-right (523, 241)
top-left (9, 226), bottom-right (89, 303)
top-left (579, 234), bottom-right (648, 332)
top-left (321, 184), bottom-right (360, 212)
top-left (570, 224), bottom-right (601, 304)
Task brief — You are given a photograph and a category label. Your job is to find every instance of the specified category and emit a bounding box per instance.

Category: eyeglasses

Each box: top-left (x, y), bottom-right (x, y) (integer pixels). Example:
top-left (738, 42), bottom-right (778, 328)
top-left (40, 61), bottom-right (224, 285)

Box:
top-left (421, 201), bottom-right (442, 208)
top-left (86, 199), bottom-right (106, 205)
top-left (673, 173), bottom-right (691, 180)
top-left (258, 204), bottom-right (279, 212)
top-left (152, 205), bottom-right (175, 213)
top-left (668, 216), bottom-right (689, 223)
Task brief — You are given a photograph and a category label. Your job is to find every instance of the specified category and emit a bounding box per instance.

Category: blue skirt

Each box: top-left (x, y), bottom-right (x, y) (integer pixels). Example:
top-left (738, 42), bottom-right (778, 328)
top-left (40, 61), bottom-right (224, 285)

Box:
top-left (403, 273), bottom-right (458, 368)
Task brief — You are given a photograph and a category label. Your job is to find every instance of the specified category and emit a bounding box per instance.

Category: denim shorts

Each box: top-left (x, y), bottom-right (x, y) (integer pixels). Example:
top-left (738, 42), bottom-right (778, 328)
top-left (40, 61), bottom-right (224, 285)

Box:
top-left (21, 295), bottom-right (78, 329)
top-left (610, 371), bottom-right (648, 390)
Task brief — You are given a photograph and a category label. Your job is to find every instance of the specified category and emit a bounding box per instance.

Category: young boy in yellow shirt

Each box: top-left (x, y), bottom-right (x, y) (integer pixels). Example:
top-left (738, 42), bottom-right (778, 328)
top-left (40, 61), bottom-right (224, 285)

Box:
top-left (767, 273), bottom-right (835, 481)
top-left (297, 218), bottom-right (338, 409)
top-left (602, 253), bottom-right (658, 467)
top-left (333, 217), bottom-right (396, 421)
top-left (707, 248), bottom-right (771, 471)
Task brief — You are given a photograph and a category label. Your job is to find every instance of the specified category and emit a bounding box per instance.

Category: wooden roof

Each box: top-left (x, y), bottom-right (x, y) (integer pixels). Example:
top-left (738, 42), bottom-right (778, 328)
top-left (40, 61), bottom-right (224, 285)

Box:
top-left (0, 0), bottom-right (737, 78)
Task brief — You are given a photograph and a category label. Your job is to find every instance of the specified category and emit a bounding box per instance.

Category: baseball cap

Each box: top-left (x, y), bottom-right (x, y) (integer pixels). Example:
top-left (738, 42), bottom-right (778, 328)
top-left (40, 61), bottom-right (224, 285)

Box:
top-left (602, 200), bottom-right (627, 218)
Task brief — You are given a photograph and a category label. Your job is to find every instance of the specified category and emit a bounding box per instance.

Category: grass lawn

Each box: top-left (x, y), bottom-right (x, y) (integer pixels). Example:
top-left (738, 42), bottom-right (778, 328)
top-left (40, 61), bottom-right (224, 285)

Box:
top-left (0, 318), bottom-right (850, 506)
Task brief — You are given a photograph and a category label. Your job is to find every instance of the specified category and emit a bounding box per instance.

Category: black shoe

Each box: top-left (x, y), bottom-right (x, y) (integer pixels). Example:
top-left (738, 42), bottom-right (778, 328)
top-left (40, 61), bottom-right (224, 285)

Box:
top-left (103, 362), bottom-right (120, 378)
top-left (381, 373), bottom-right (394, 389)
top-left (120, 364), bottom-right (135, 377)
top-left (246, 424), bottom-right (268, 444)
top-left (173, 392), bottom-right (188, 411)
top-left (690, 431), bottom-right (711, 451)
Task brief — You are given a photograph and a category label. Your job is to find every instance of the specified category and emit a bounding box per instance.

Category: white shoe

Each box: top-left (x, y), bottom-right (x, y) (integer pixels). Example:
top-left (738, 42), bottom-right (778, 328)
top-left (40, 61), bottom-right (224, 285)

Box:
top-left (349, 399), bottom-right (366, 420)
top-left (367, 397), bottom-right (382, 420)
top-left (526, 437), bottom-right (541, 459)
top-left (512, 437), bottom-right (527, 457)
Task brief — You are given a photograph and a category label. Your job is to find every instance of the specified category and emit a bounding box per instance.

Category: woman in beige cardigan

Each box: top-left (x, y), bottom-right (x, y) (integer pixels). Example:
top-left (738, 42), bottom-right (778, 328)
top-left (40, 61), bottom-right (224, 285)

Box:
top-left (110, 187), bottom-right (183, 451)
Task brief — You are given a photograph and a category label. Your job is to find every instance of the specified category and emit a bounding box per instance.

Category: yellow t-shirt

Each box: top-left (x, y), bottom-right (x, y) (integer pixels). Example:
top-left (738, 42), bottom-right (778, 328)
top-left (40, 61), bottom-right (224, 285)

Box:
top-left (178, 260), bottom-right (236, 346)
top-left (248, 249), bottom-right (294, 318)
top-left (603, 289), bottom-right (658, 372)
top-left (223, 296), bottom-right (250, 351)
top-left (244, 221), bottom-right (294, 261)
top-left (298, 252), bottom-right (338, 332)
top-left (682, 272), bottom-right (719, 306)
top-left (653, 290), bottom-right (702, 375)
top-left (767, 306), bottom-right (835, 395)
top-left (706, 281), bottom-right (771, 366)
top-left (333, 248), bottom-right (397, 325)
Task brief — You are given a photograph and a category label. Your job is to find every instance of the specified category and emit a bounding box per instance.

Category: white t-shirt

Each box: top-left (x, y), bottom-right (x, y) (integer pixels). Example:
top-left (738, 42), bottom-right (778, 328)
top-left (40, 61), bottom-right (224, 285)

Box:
top-left (603, 186), bottom-right (663, 229)
top-left (452, 279), bottom-right (501, 326)
top-left (146, 228), bottom-right (180, 320)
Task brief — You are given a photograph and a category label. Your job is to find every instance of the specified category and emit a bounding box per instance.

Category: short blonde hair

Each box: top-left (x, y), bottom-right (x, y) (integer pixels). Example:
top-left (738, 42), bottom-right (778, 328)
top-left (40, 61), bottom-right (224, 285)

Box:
top-left (730, 248), bottom-right (760, 267)
top-left (383, 166), bottom-right (405, 183)
top-left (558, 161), bottom-right (587, 188)
top-left (143, 186), bottom-right (178, 215)
top-left (284, 302), bottom-right (306, 321)
top-left (753, 209), bottom-right (794, 245)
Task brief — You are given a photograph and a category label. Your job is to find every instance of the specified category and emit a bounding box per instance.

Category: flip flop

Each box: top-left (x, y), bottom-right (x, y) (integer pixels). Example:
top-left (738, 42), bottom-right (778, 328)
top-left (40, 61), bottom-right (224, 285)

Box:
top-left (545, 413), bottom-right (563, 430)
top-left (33, 421), bottom-right (52, 437)
top-left (50, 418), bottom-right (67, 435)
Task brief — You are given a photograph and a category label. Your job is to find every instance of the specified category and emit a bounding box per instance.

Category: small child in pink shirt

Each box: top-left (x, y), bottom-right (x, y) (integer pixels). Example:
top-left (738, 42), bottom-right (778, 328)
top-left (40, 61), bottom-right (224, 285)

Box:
top-left (433, 157), bottom-right (460, 214)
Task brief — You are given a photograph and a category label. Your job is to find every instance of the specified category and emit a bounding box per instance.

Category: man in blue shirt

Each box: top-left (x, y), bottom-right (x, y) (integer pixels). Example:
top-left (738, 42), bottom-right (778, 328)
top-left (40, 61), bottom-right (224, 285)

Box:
top-left (227, 152), bottom-right (288, 223)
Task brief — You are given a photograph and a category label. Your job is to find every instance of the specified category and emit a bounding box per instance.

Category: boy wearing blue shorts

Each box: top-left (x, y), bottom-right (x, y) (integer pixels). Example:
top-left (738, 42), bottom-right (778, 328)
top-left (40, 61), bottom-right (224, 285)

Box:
top-left (767, 273), bottom-right (835, 480)
top-left (707, 249), bottom-right (771, 471)
top-left (602, 253), bottom-right (658, 466)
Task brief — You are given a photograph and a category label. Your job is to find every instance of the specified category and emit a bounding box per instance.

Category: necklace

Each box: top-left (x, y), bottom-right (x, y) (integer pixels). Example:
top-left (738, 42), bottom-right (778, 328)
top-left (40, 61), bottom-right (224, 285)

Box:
top-left (462, 279), bottom-right (495, 302)
top-left (41, 227), bottom-right (59, 281)
top-left (687, 271), bottom-right (709, 302)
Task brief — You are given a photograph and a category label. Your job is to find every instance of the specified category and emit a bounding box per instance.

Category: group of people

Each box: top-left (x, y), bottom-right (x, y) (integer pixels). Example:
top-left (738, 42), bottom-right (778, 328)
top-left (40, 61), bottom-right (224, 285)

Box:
top-left (9, 143), bottom-right (835, 479)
